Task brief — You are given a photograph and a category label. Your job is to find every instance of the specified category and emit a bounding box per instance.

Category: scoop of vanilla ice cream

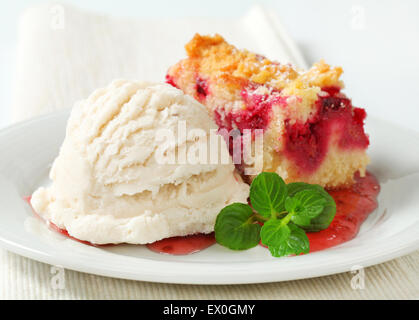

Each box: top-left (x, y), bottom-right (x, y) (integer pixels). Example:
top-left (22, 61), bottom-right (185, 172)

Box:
top-left (31, 80), bottom-right (249, 244)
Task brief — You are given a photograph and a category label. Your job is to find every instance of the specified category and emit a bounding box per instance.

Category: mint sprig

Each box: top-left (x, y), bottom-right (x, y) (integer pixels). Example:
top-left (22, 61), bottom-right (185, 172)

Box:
top-left (214, 172), bottom-right (336, 258)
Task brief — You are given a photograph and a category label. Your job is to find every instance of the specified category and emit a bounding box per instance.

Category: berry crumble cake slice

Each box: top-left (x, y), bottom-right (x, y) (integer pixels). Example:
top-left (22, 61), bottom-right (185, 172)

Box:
top-left (166, 34), bottom-right (369, 188)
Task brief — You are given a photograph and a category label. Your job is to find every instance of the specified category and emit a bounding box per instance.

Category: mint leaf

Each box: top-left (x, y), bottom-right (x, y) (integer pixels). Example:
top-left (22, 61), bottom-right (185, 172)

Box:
top-left (250, 172), bottom-right (287, 217)
top-left (214, 203), bottom-right (261, 250)
top-left (290, 214), bottom-right (312, 227)
top-left (287, 182), bottom-right (323, 196)
top-left (260, 219), bottom-right (290, 247)
top-left (285, 189), bottom-right (326, 227)
top-left (286, 182), bottom-right (336, 232)
top-left (268, 223), bottom-right (310, 257)
top-left (292, 189), bottom-right (326, 217)
top-left (284, 196), bottom-right (300, 214)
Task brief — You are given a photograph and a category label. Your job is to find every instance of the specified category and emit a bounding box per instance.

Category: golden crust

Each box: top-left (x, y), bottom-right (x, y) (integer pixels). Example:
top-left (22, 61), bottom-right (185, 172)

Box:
top-left (169, 34), bottom-right (345, 123)
top-left (182, 34), bottom-right (343, 93)
top-left (302, 60), bottom-right (344, 89)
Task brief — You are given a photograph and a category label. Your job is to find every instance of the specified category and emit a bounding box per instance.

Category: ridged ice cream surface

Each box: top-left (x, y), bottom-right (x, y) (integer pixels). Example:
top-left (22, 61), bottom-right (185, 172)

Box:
top-left (31, 80), bottom-right (249, 244)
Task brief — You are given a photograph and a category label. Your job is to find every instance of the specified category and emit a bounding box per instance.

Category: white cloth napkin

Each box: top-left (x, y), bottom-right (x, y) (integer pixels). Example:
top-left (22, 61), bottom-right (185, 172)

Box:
top-left (4, 3), bottom-right (418, 299)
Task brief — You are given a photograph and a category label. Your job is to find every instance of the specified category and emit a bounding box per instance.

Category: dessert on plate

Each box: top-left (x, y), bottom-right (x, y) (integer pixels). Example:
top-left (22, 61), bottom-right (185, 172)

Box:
top-left (28, 35), bottom-right (379, 258)
top-left (31, 80), bottom-right (249, 245)
top-left (166, 34), bottom-right (370, 188)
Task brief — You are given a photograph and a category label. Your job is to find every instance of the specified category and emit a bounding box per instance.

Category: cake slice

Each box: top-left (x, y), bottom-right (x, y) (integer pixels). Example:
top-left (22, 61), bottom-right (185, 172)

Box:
top-left (166, 34), bottom-right (369, 188)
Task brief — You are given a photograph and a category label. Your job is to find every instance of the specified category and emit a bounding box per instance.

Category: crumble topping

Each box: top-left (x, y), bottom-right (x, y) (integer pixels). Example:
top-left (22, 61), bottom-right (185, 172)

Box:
top-left (185, 34), bottom-right (343, 95)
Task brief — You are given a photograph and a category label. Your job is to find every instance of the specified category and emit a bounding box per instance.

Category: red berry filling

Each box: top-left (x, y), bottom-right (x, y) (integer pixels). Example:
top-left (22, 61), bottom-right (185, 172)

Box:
top-left (214, 84), bottom-right (286, 132)
top-left (212, 84), bottom-right (286, 173)
top-left (165, 74), bottom-right (179, 89)
top-left (283, 87), bottom-right (369, 173)
top-left (195, 76), bottom-right (210, 102)
top-left (284, 117), bottom-right (330, 173)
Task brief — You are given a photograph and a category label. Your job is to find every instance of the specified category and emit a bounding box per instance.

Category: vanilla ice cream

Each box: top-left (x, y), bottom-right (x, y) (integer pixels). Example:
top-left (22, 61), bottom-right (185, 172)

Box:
top-left (31, 80), bottom-right (249, 244)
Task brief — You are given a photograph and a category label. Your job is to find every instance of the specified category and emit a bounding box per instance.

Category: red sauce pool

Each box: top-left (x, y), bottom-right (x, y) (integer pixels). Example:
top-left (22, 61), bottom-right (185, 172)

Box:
top-left (24, 171), bottom-right (379, 255)
top-left (307, 171), bottom-right (379, 252)
top-left (146, 233), bottom-right (216, 255)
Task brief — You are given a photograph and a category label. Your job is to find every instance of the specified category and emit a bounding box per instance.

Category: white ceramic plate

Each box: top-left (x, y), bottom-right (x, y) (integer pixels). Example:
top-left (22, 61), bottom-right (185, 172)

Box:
top-left (0, 109), bottom-right (418, 284)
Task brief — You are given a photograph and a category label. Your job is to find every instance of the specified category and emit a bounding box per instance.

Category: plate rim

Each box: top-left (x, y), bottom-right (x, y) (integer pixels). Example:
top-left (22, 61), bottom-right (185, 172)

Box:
top-left (0, 226), bottom-right (418, 284)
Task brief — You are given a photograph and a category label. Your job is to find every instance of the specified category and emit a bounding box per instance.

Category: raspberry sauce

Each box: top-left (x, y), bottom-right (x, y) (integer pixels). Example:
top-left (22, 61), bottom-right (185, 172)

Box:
top-left (146, 233), bottom-right (216, 255)
top-left (307, 171), bottom-right (379, 252)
